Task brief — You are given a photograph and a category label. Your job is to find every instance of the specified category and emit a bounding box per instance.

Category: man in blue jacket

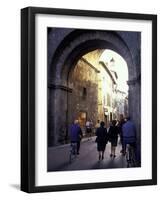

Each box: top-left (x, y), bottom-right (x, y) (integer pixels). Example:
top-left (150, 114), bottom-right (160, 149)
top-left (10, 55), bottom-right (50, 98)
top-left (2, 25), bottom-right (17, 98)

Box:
top-left (122, 117), bottom-right (137, 154)
top-left (70, 120), bottom-right (83, 155)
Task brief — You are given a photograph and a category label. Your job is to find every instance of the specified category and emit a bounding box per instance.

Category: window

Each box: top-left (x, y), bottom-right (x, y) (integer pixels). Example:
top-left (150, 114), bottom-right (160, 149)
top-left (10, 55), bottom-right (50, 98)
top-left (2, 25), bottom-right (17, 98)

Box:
top-left (82, 87), bottom-right (87, 99)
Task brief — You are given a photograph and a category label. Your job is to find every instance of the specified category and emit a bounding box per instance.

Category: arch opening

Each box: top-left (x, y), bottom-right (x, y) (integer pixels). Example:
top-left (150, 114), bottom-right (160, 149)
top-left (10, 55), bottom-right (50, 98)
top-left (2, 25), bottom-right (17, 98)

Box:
top-left (67, 49), bottom-right (129, 137)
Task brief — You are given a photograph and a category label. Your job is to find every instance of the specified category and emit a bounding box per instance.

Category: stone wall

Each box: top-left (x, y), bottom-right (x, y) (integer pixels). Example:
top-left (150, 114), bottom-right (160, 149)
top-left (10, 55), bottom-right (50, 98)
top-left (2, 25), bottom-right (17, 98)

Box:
top-left (68, 58), bottom-right (98, 133)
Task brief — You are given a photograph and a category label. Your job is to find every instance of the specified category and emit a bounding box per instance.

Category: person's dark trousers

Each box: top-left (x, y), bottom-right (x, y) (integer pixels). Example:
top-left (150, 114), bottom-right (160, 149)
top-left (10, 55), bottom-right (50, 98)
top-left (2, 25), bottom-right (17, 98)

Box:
top-left (77, 141), bottom-right (80, 154)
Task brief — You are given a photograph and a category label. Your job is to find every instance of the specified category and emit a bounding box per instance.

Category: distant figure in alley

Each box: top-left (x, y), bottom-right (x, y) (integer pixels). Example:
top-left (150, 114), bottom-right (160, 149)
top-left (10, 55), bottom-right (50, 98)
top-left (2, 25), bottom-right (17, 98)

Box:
top-left (86, 119), bottom-right (93, 140)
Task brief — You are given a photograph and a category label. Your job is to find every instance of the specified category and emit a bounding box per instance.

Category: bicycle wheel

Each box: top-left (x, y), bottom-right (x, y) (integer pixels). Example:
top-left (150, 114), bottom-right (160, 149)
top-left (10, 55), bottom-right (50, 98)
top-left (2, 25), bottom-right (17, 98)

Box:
top-left (126, 144), bottom-right (136, 167)
top-left (69, 151), bottom-right (72, 163)
top-left (126, 144), bottom-right (131, 167)
top-left (130, 147), bottom-right (136, 167)
top-left (69, 143), bottom-right (77, 163)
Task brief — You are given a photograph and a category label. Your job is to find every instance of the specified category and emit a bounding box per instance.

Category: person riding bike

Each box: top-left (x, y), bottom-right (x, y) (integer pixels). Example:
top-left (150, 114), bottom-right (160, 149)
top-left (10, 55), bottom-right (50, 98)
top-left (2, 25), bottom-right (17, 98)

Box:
top-left (122, 117), bottom-right (137, 156)
top-left (70, 119), bottom-right (83, 155)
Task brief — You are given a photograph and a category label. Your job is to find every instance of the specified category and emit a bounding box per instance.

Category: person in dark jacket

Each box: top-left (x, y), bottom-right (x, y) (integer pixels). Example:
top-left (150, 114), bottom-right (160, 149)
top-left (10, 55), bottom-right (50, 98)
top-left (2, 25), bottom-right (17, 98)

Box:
top-left (108, 120), bottom-right (119, 158)
top-left (95, 121), bottom-right (108, 160)
top-left (70, 119), bottom-right (83, 155)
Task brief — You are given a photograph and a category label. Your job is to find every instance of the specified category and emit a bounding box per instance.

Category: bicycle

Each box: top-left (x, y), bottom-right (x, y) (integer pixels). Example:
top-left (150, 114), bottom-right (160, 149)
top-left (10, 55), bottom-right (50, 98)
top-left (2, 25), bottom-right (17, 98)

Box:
top-left (126, 143), bottom-right (136, 168)
top-left (69, 142), bottom-right (77, 163)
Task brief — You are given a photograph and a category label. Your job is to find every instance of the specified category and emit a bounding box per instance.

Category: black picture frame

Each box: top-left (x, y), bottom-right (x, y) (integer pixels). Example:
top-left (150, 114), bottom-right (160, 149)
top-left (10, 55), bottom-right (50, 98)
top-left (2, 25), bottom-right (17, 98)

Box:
top-left (21, 6), bottom-right (157, 193)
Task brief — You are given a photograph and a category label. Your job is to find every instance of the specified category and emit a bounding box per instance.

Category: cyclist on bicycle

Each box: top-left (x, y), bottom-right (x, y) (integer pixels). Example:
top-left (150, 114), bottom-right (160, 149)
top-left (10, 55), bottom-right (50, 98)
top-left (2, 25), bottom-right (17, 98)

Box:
top-left (122, 117), bottom-right (137, 156)
top-left (70, 119), bottom-right (83, 155)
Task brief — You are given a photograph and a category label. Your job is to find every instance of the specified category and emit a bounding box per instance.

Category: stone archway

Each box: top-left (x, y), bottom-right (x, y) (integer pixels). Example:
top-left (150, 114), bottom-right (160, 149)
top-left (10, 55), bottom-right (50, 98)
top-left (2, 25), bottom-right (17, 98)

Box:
top-left (48, 30), bottom-right (141, 148)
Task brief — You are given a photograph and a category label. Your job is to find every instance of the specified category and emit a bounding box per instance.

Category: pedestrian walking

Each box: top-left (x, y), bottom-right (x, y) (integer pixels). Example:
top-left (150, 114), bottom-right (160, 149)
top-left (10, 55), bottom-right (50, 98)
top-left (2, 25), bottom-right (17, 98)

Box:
top-left (95, 121), bottom-right (108, 160)
top-left (122, 117), bottom-right (137, 154)
top-left (86, 119), bottom-right (92, 140)
top-left (108, 120), bottom-right (119, 158)
top-left (70, 119), bottom-right (83, 155)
